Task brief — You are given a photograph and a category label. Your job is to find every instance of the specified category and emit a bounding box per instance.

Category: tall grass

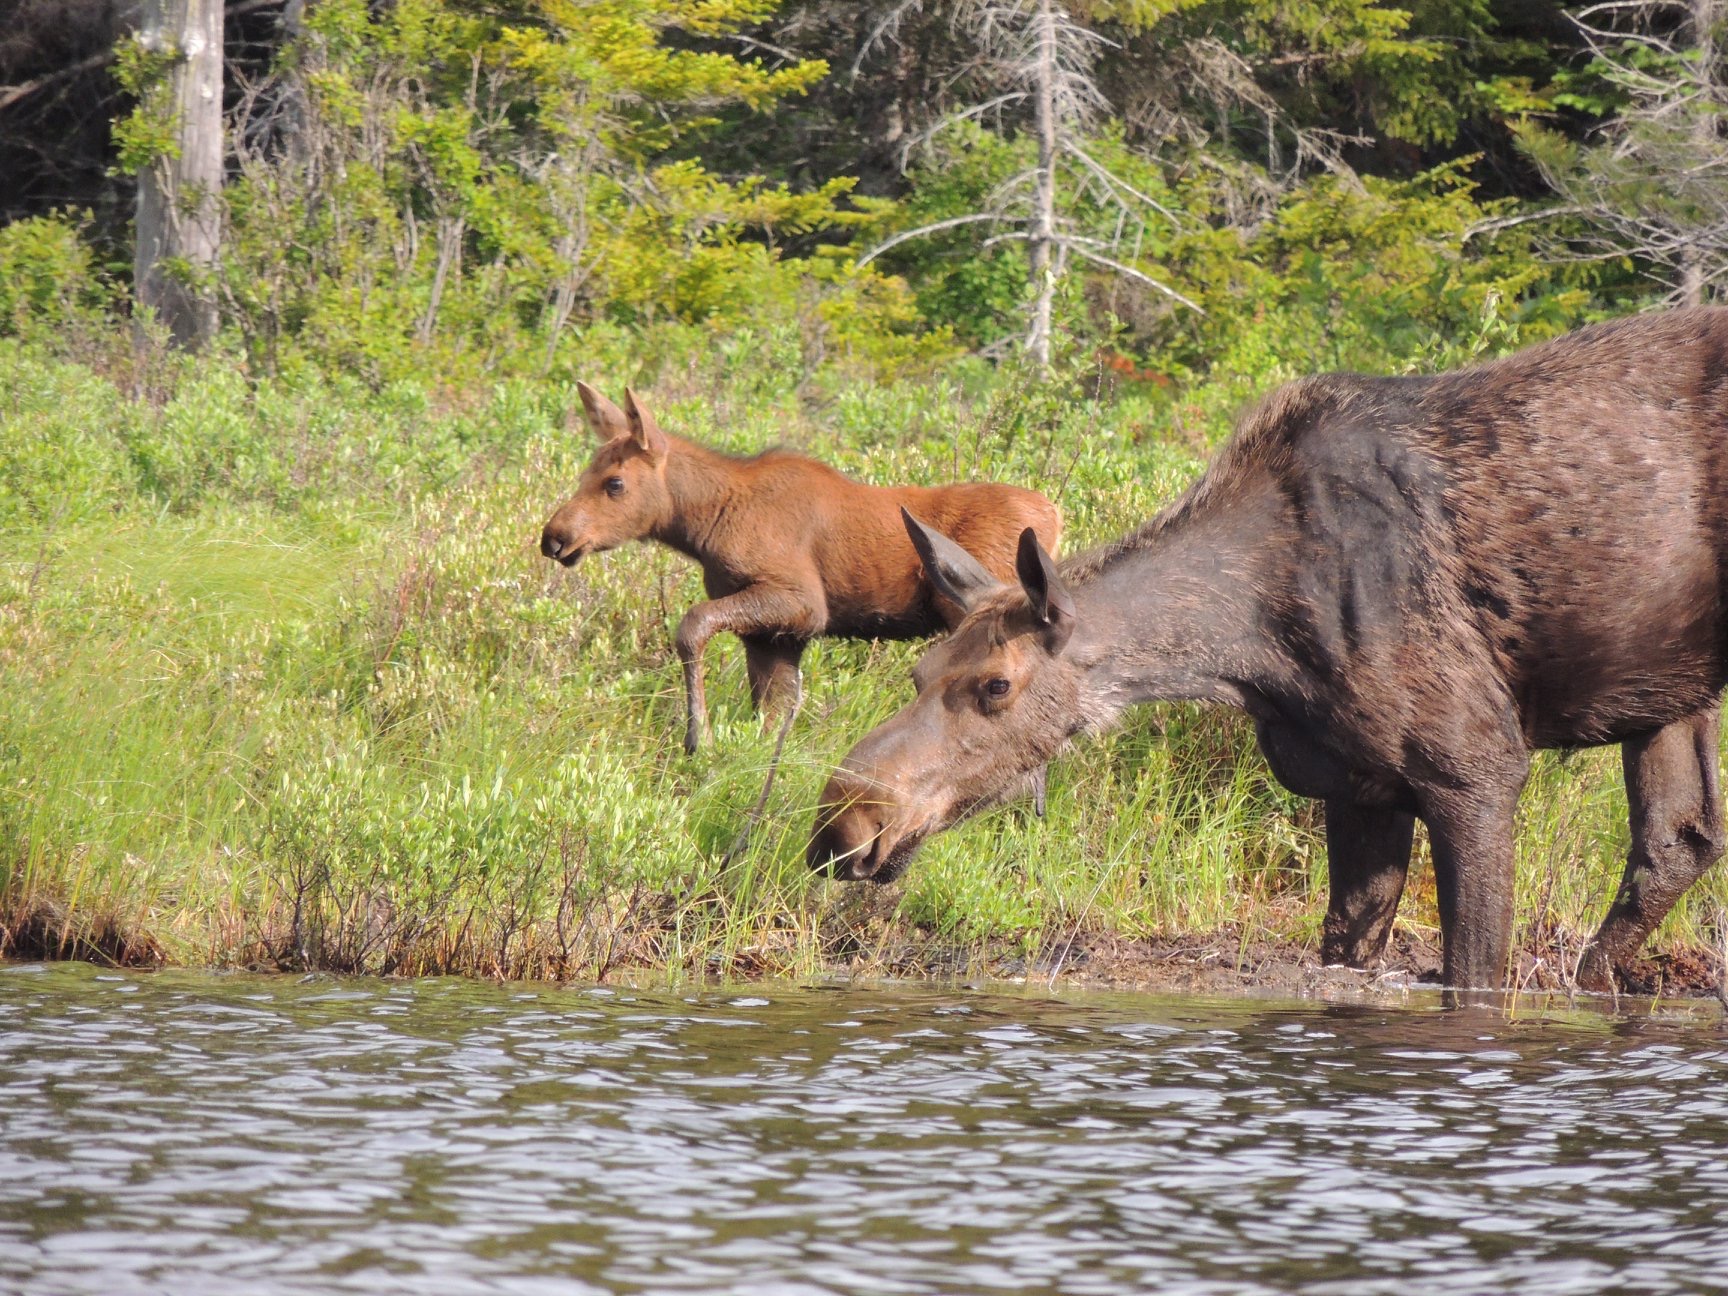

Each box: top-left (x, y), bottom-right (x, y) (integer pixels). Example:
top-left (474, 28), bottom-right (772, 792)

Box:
top-left (2, 330), bottom-right (1723, 985)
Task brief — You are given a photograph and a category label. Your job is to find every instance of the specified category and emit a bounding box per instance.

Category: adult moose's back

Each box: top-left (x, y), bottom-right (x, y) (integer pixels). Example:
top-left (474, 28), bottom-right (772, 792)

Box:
top-left (540, 384), bottom-right (1062, 753)
top-left (808, 308), bottom-right (1728, 992)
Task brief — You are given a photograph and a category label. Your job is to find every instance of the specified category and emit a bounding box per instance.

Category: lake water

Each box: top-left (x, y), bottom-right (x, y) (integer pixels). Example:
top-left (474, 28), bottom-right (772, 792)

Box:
top-left (2, 963), bottom-right (1726, 1295)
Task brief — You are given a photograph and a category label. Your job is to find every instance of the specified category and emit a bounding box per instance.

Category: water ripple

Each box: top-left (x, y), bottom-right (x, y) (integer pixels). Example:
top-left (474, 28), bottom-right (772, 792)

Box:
top-left (1, 965), bottom-right (1726, 1294)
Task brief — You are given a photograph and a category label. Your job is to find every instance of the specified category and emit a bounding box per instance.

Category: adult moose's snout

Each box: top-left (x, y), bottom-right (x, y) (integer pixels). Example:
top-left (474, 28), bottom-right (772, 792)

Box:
top-left (807, 723), bottom-right (940, 884)
top-left (807, 772), bottom-right (895, 882)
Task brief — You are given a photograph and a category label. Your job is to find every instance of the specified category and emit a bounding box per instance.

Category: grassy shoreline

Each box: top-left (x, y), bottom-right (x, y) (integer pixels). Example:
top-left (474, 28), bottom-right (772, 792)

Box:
top-left (4, 335), bottom-right (1727, 995)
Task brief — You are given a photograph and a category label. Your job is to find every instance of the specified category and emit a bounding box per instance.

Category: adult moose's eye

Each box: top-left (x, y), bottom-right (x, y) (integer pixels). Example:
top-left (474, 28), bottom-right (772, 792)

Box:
top-left (603, 476), bottom-right (626, 498)
top-left (985, 678), bottom-right (1011, 698)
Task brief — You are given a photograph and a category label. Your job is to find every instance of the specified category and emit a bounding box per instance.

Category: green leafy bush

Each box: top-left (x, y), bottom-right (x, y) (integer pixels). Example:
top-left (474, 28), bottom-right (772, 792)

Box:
top-left (0, 215), bottom-right (117, 340)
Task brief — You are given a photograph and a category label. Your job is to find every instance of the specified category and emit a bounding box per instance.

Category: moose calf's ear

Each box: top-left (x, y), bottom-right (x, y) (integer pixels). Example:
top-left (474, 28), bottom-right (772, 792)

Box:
top-left (1016, 527), bottom-right (1075, 648)
top-left (902, 507), bottom-right (1001, 620)
top-left (576, 381), bottom-right (630, 442)
top-left (623, 388), bottom-right (670, 463)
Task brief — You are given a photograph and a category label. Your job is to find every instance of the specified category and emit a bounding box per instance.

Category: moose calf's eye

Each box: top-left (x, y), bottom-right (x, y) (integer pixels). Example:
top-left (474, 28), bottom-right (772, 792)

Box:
top-left (603, 476), bottom-right (626, 498)
top-left (985, 678), bottom-right (1012, 698)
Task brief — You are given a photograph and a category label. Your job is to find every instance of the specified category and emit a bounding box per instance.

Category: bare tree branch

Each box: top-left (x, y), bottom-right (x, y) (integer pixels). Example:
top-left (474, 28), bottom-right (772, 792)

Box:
top-left (856, 212), bottom-right (1023, 267)
top-left (0, 48), bottom-right (116, 113)
top-left (1063, 141), bottom-right (1181, 227)
top-left (850, 0), bottom-right (929, 81)
top-left (900, 90), bottom-right (1028, 162)
top-left (1528, 0), bottom-right (1728, 303)
top-left (1463, 204), bottom-right (1592, 241)
top-left (1061, 242), bottom-right (1204, 312)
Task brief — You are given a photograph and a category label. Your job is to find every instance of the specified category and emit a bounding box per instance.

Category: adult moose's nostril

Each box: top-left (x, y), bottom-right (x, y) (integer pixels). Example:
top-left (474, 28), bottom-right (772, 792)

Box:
top-left (807, 793), bottom-right (885, 880)
top-left (844, 839), bottom-right (884, 881)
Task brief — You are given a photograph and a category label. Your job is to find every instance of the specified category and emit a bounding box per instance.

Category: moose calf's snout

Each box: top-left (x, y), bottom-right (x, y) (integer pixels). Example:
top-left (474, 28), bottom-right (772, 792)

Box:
top-left (541, 523), bottom-right (580, 564)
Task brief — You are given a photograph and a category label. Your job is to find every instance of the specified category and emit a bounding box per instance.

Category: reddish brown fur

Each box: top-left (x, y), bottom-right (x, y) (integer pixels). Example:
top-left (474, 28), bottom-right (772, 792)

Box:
top-left (540, 383), bottom-right (1061, 752)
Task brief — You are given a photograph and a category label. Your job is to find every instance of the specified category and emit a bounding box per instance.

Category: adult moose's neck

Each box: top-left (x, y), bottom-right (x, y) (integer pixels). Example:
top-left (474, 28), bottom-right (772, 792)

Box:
top-left (1062, 500), bottom-right (1273, 725)
top-left (650, 436), bottom-right (742, 562)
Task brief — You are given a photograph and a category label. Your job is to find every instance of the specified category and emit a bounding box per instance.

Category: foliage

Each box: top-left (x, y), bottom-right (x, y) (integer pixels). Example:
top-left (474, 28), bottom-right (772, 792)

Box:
top-left (217, 0), bottom-right (943, 386)
top-left (1, 332), bottom-right (1723, 983)
top-left (1168, 162), bottom-right (1588, 373)
top-left (875, 119), bottom-right (1583, 373)
top-left (0, 213), bottom-right (118, 340)
top-left (4, 1), bottom-right (1724, 985)
top-left (110, 33), bottom-right (182, 174)
top-left (1513, 1), bottom-right (1728, 304)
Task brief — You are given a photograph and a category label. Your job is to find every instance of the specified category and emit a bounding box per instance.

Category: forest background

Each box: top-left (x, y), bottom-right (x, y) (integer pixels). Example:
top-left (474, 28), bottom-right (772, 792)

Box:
top-left (3, 0), bottom-right (1726, 989)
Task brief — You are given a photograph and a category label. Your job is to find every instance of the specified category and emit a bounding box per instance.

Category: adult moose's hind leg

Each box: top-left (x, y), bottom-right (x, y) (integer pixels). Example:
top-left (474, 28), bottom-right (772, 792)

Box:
top-left (1320, 801), bottom-right (1415, 968)
top-left (743, 636), bottom-right (807, 725)
top-left (1577, 705), bottom-right (1724, 993)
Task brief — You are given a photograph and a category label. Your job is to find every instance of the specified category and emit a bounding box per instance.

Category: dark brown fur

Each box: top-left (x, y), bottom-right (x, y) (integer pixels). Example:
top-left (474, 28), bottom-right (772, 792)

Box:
top-left (809, 308), bottom-right (1728, 992)
top-left (540, 384), bottom-right (1062, 752)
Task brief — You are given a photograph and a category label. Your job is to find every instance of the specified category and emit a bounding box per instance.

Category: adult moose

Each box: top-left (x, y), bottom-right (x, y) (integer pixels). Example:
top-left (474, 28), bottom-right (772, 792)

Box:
top-left (540, 384), bottom-right (1062, 754)
top-left (808, 308), bottom-right (1728, 992)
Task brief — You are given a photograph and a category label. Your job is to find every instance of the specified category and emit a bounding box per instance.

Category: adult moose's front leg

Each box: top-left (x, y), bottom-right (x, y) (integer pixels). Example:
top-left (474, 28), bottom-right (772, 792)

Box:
top-left (1422, 776), bottom-right (1527, 990)
top-left (1577, 704), bottom-right (1724, 993)
top-left (1320, 800), bottom-right (1415, 968)
top-left (675, 587), bottom-right (821, 754)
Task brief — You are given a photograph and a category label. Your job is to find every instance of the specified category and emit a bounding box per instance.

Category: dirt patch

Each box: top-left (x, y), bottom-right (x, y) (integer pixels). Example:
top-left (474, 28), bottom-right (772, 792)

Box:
top-left (1029, 929), bottom-right (1445, 998)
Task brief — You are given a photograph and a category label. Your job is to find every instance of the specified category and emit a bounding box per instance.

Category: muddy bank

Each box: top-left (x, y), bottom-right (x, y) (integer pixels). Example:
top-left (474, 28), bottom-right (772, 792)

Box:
top-left (5, 892), bottom-right (1725, 1003)
top-left (830, 927), bottom-right (1728, 1004)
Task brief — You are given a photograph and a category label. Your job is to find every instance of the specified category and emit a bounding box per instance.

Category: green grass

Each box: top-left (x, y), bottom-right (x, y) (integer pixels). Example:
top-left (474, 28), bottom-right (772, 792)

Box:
top-left (1, 332), bottom-right (1724, 988)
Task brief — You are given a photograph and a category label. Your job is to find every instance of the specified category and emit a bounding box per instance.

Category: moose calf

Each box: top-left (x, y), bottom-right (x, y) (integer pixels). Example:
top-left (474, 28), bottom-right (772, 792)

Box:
top-left (541, 384), bottom-right (1061, 754)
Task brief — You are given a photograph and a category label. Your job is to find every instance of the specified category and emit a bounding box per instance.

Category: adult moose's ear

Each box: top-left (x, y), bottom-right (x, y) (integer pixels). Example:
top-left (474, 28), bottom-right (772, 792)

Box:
top-left (623, 388), bottom-right (670, 464)
top-left (1016, 527), bottom-right (1075, 651)
top-left (902, 508), bottom-right (1001, 625)
top-left (576, 381), bottom-right (629, 442)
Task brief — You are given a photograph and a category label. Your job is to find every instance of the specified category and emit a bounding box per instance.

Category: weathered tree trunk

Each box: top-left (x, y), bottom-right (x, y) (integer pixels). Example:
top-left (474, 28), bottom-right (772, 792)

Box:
top-left (134, 0), bottom-right (223, 350)
top-left (1684, 0), bottom-right (1721, 306)
top-left (1026, 0), bottom-right (1058, 369)
top-left (278, 0), bottom-right (309, 162)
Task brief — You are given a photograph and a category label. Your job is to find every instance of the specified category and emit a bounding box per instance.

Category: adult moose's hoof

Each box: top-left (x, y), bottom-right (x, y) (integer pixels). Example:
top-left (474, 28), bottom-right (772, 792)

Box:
top-left (1573, 945), bottom-right (1619, 995)
top-left (1317, 929), bottom-right (1390, 971)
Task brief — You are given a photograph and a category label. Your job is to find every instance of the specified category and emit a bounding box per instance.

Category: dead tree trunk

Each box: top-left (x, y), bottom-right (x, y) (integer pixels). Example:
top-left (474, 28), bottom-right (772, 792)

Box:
top-left (134, 0), bottom-right (223, 350)
top-left (1026, 0), bottom-right (1058, 369)
top-left (1684, 0), bottom-right (1720, 306)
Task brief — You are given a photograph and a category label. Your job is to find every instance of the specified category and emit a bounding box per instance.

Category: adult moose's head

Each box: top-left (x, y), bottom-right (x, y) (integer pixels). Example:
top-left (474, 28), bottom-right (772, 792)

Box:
top-left (540, 383), bottom-right (674, 566)
top-left (807, 509), bottom-right (1091, 883)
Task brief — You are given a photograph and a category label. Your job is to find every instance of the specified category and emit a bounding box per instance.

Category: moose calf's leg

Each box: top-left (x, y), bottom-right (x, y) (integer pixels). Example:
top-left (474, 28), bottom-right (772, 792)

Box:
top-left (1320, 800), bottom-right (1415, 968)
top-left (743, 636), bottom-right (808, 721)
top-left (676, 588), bottom-right (821, 755)
top-left (1577, 705), bottom-right (1724, 993)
